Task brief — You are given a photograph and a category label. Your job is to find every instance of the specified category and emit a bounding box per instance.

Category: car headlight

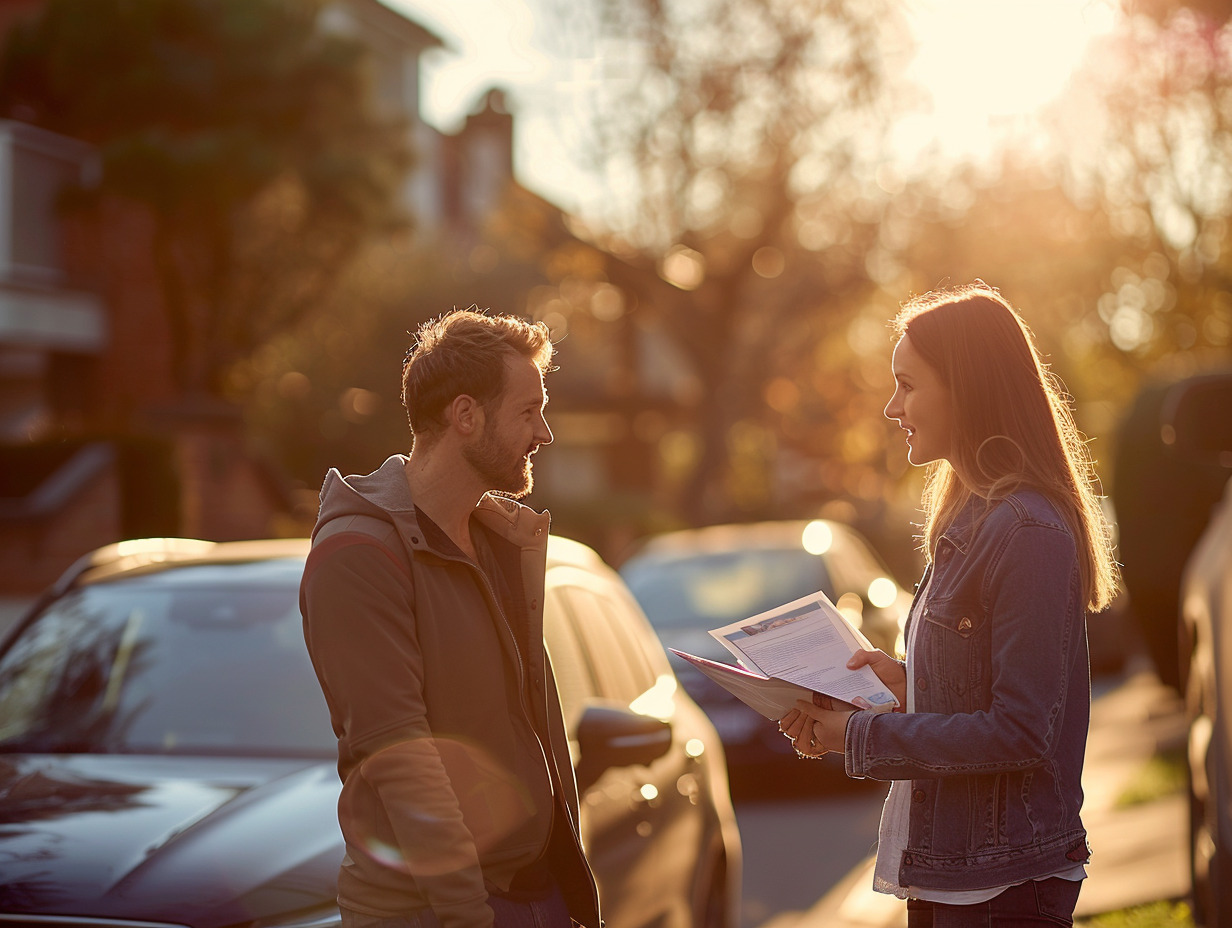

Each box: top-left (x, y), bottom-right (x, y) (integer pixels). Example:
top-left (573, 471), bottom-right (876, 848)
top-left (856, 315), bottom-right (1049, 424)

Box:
top-left (867, 576), bottom-right (899, 609)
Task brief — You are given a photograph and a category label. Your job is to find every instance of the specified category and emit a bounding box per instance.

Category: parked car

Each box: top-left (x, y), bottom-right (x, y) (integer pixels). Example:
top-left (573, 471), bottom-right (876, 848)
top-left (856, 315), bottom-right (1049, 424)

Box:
top-left (618, 519), bottom-right (912, 769)
top-left (1113, 370), bottom-right (1232, 689)
top-left (0, 535), bottom-right (741, 928)
top-left (1182, 475), bottom-right (1232, 928)
top-left (1172, 372), bottom-right (1232, 928)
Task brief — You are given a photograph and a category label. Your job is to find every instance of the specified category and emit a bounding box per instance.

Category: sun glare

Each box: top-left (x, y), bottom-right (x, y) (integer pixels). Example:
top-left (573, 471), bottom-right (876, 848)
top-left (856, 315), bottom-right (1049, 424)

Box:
top-left (894, 0), bottom-right (1119, 167)
top-left (389, 0), bottom-right (1124, 206)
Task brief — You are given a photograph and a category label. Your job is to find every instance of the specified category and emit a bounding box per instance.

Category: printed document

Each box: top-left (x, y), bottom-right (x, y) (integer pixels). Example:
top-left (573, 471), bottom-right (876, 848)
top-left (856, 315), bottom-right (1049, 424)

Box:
top-left (670, 589), bottom-right (900, 719)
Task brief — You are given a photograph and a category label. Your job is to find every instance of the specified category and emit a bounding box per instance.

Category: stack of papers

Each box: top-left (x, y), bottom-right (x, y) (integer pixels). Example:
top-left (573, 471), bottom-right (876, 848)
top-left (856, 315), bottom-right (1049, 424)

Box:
top-left (670, 589), bottom-right (900, 719)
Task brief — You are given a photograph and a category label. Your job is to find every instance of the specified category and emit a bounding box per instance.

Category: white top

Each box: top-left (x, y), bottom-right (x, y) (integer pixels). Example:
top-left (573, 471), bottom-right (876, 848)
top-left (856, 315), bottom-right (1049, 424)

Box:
top-left (871, 577), bottom-right (1086, 903)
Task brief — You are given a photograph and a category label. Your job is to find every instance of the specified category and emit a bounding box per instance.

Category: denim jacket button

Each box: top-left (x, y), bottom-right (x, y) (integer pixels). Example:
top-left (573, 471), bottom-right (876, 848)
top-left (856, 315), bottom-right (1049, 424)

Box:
top-left (903, 854), bottom-right (914, 866)
top-left (916, 677), bottom-right (928, 691)
top-left (912, 788), bottom-right (926, 802)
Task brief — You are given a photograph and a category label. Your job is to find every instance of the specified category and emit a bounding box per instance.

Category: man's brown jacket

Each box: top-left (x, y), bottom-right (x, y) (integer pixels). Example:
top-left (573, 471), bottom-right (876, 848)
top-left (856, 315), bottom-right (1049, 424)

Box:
top-left (300, 454), bottom-right (599, 928)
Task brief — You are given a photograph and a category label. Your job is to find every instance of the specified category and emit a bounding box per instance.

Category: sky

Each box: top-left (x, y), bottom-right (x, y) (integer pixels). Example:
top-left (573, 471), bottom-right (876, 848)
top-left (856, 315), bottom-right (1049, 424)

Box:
top-left (384, 0), bottom-right (1123, 213)
top-left (383, 0), bottom-right (562, 131)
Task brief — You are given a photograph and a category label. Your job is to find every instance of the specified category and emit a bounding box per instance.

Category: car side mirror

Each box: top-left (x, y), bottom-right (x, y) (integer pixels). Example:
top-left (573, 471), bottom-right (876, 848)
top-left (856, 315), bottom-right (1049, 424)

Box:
top-left (575, 702), bottom-right (673, 791)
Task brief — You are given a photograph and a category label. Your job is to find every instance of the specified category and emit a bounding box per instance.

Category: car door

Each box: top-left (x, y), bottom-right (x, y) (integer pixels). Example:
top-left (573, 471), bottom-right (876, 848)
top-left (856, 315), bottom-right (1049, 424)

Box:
top-left (544, 564), bottom-right (709, 928)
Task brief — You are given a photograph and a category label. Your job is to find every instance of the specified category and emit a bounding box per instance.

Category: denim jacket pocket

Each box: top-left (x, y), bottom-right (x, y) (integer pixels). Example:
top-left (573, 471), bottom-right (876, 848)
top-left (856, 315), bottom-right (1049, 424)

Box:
top-left (919, 601), bottom-right (990, 714)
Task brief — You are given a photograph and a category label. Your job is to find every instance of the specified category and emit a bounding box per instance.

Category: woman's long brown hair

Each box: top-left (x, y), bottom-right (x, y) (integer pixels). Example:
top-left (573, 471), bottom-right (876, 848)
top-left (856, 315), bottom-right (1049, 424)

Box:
top-left (894, 283), bottom-right (1119, 612)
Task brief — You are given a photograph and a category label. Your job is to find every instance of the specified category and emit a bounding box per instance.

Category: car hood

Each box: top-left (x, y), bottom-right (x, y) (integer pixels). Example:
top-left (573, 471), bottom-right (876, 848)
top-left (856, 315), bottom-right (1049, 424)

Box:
top-left (0, 753), bottom-right (342, 926)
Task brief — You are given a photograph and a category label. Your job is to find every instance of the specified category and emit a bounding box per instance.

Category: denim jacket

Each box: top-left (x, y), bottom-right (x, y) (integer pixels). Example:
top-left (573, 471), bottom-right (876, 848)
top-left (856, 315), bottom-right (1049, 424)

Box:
top-left (845, 489), bottom-right (1092, 891)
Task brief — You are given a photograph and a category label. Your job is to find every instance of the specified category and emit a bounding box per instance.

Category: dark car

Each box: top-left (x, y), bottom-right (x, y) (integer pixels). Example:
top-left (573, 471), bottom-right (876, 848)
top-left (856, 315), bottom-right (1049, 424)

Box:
top-left (0, 535), bottom-right (741, 928)
top-left (1182, 475), bottom-right (1232, 928)
top-left (618, 519), bottom-right (911, 770)
top-left (1171, 372), bottom-right (1232, 928)
top-left (1113, 370), bottom-right (1232, 689)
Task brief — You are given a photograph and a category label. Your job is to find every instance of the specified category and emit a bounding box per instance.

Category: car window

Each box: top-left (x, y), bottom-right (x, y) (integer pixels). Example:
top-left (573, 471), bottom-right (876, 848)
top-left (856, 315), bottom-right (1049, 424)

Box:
top-left (600, 582), bottom-right (674, 681)
top-left (621, 548), bottom-right (833, 631)
top-left (543, 587), bottom-right (598, 729)
top-left (0, 571), bottom-right (334, 756)
top-left (547, 565), bottom-right (666, 707)
top-left (559, 584), bottom-right (649, 705)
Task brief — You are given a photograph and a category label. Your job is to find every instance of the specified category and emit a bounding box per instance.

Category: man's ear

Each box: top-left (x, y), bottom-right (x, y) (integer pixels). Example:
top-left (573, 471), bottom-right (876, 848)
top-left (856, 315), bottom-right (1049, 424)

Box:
top-left (445, 394), bottom-right (483, 436)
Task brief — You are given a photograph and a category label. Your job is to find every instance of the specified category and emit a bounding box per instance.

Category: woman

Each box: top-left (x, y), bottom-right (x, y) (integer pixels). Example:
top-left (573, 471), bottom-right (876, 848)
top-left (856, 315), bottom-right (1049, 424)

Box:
top-left (780, 283), bottom-right (1118, 927)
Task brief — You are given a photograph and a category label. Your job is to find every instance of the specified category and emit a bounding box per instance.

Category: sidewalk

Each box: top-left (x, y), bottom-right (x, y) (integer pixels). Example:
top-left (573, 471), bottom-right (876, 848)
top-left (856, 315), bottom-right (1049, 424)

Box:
top-left (793, 665), bottom-right (1189, 928)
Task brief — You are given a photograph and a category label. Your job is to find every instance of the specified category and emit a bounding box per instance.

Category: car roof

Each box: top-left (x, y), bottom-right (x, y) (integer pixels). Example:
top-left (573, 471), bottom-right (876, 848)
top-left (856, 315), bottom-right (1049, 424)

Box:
top-left (545, 534), bottom-right (609, 571)
top-left (52, 534), bottom-right (609, 593)
top-left (627, 520), bottom-right (845, 557)
top-left (54, 538), bottom-right (310, 590)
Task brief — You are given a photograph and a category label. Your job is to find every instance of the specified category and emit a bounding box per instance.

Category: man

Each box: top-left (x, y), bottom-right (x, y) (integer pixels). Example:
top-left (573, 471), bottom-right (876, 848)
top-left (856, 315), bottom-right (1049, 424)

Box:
top-left (300, 309), bottom-right (600, 928)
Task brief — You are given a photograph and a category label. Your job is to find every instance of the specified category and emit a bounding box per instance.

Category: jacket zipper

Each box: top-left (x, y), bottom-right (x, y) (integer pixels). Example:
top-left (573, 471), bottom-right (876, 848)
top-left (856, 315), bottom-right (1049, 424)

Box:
top-left (458, 554), bottom-right (601, 916)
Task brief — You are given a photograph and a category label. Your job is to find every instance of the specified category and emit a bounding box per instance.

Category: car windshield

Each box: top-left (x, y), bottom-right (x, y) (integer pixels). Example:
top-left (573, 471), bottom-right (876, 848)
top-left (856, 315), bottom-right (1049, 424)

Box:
top-left (0, 560), bottom-right (334, 757)
top-left (622, 548), bottom-right (833, 631)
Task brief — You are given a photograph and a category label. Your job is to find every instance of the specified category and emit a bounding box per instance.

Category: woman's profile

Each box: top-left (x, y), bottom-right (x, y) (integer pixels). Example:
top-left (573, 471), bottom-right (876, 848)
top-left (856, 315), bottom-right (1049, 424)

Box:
top-left (780, 282), bottom-right (1119, 927)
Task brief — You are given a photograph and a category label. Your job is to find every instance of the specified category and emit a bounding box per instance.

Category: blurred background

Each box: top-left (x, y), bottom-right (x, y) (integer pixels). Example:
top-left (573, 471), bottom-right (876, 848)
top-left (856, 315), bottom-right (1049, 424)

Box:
top-left (0, 0), bottom-right (1229, 682)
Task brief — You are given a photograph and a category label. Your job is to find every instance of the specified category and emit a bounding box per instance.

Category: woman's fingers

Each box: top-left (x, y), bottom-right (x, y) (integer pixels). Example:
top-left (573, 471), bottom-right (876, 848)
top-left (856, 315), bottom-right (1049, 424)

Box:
top-left (846, 648), bottom-right (907, 707)
top-left (779, 707), bottom-right (807, 740)
top-left (806, 720), bottom-right (827, 756)
top-left (847, 649), bottom-right (874, 670)
top-left (788, 719), bottom-right (826, 759)
top-left (791, 704), bottom-right (856, 757)
top-left (783, 703), bottom-right (849, 758)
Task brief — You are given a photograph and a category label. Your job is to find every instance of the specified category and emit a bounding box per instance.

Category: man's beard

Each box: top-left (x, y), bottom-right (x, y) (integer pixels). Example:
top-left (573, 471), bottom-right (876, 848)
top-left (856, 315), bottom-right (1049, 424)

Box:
top-left (463, 425), bottom-right (534, 498)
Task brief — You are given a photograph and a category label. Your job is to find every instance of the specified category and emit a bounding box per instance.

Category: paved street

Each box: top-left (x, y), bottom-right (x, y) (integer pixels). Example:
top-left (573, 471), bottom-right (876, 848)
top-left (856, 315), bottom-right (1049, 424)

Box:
top-left (733, 781), bottom-right (888, 928)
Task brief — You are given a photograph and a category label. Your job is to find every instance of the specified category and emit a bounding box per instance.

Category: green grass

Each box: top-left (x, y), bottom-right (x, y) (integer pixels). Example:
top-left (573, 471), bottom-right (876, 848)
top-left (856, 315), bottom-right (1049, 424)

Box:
top-left (1076, 900), bottom-right (1193, 928)
top-left (1078, 748), bottom-right (1193, 928)
top-left (1115, 746), bottom-right (1188, 809)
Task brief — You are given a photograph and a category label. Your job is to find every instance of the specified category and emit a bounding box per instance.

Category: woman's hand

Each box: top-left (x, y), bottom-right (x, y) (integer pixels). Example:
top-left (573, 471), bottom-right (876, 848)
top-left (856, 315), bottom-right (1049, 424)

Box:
top-left (778, 692), bottom-right (854, 759)
top-left (778, 649), bottom-right (905, 759)
top-left (847, 648), bottom-right (907, 709)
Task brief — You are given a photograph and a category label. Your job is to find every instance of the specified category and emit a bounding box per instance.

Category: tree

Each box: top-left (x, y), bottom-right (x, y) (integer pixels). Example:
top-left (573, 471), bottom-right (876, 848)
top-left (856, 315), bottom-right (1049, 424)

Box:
top-left (1058, 6), bottom-right (1232, 686)
top-left (1071, 9), bottom-right (1232, 363)
top-left (562, 0), bottom-right (908, 524)
top-left (0, 0), bottom-right (411, 401)
top-left (1125, 0), bottom-right (1232, 23)
top-left (238, 230), bottom-right (564, 497)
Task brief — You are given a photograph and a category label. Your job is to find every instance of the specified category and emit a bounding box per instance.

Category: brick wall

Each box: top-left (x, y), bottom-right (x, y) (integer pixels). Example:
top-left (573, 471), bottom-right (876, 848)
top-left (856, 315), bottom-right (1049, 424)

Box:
top-left (0, 460), bottom-right (122, 594)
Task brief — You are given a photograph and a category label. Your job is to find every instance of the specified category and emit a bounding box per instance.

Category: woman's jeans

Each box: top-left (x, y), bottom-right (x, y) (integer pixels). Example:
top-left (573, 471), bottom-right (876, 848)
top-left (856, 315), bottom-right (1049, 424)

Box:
top-left (906, 877), bottom-right (1082, 928)
top-left (340, 884), bottom-right (571, 928)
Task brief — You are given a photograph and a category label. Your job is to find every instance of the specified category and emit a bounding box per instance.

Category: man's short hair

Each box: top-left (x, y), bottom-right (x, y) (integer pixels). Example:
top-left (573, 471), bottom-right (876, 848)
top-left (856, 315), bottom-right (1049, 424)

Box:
top-left (401, 308), bottom-right (554, 439)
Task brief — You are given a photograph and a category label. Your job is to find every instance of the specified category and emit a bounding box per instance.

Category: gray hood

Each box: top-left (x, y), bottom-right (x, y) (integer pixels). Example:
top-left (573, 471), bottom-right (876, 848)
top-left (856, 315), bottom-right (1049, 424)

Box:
top-left (312, 454), bottom-right (550, 554)
top-left (312, 454), bottom-right (416, 539)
